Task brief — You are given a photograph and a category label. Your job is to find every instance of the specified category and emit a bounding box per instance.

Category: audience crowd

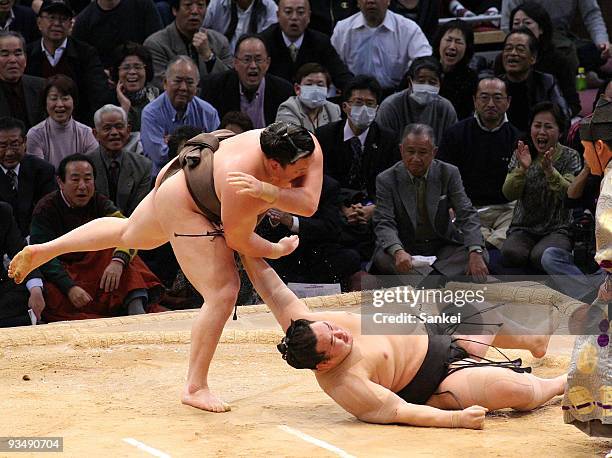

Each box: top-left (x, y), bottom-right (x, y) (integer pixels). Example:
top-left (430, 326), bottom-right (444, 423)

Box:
top-left (1, 0), bottom-right (611, 327)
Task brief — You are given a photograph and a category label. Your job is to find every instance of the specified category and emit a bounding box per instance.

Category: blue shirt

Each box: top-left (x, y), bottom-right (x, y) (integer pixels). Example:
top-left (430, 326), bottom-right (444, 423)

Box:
top-left (141, 92), bottom-right (220, 177)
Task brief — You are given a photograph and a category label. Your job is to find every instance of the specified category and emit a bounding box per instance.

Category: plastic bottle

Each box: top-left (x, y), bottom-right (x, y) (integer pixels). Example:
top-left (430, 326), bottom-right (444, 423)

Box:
top-left (576, 67), bottom-right (587, 91)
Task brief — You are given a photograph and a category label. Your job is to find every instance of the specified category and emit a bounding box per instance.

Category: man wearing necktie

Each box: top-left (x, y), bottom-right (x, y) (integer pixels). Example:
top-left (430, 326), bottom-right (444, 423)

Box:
top-left (0, 116), bottom-right (55, 238)
top-left (87, 105), bottom-right (152, 217)
top-left (373, 123), bottom-right (489, 285)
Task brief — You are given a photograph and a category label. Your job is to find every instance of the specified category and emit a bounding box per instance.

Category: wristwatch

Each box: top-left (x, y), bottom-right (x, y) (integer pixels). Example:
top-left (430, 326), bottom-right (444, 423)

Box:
top-left (471, 248), bottom-right (484, 255)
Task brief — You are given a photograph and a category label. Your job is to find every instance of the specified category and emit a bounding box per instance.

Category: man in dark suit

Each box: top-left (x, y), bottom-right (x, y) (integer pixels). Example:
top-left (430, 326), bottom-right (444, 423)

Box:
top-left (0, 201), bottom-right (45, 327)
top-left (200, 33), bottom-right (293, 128)
top-left (0, 0), bottom-right (40, 43)
top-left (25, 0), bottom-right (111, 125)
top-left (0, 31), bottom-right (45, 129)
top-left (0, 116), bottom-right (55, 237)
top-left (87, 105), bottom-right (152, 217)
top-left (314, 75), bottom-right (398, 261)
top-left (260, 175), bottom-right (361, 285)
top-left (372, 123), bottom-right (488, 283)
top-left (260, 0), bottom-right (352, 91)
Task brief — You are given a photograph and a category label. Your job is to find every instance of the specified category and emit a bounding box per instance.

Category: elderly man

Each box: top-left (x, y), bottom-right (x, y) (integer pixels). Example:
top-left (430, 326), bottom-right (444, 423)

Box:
top-left (239, 255), bottom-right (565, 429)
top-left (260, 0), bottom-right (353, 91)
top-left (203, 0), bottom-right (278, 52)
top-left (0, 0), bottom-right (39, 43)
top-left (25, 153), bottom-right (163, 322)
top-left (373, 123), bottom-right (488, 284)
top-left (0, 116), bottom-right (55, 237)
top-left (10, 121), bottom-right (323, 412)
top-left (144, 0), bottom-right (233, 90)
top-left (437, 77), bottom-right (521, 251)
top-left (87, 105), bottom-right (152, 216)
top-left (499, 27), bottom-right (568, 133)
top-left (25, 0), bottom-right (110, 125)
top-left (331, 0), bottom-right (431, 94)
top-left (200, 34), bottom-right (293, 129)
top-left (141, 55), bottom-right (220, 177)
top-left (0, 31), bottom-right (45, 129)
top-left (375, 56), bottom-right (457, 145)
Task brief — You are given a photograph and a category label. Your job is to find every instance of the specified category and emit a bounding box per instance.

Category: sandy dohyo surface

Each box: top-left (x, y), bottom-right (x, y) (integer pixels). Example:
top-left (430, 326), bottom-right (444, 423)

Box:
top-left (0, 300), bottom-right (611, 457)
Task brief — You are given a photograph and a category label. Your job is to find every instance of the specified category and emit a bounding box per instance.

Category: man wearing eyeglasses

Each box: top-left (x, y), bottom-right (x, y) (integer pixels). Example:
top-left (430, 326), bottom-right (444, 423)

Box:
top-left (499, 28), bottom-right (569, 133)
top-left (200, 34), bottom-right (294, 128)
top-left (25, 0), bottom-right (110, 125)
top-left (141, 54), bottom-right (220, 177)
top-left (437, 77), bottom-right (521, 252)
top-left (0, 31), bottom-right (45, 129)
top-left (0, 116), bottom-right (55, 238)
top-left (144, 0), bottom-right (234, 90)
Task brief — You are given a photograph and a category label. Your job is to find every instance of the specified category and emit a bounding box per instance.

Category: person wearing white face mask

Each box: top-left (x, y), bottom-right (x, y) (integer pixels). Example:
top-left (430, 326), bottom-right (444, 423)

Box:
top-left (315, 75), bottom-right (399, 264)
top-left (275, 62), bottom-right (341, 132)
top-left (376, 56), bottom-right (457, 145)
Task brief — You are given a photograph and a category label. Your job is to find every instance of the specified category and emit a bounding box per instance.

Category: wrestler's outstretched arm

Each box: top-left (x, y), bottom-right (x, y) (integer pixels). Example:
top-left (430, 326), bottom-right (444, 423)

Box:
top-left (241, 256), bottom-right (314, 331)
top-left (324, 373), bottom-right (488, 430)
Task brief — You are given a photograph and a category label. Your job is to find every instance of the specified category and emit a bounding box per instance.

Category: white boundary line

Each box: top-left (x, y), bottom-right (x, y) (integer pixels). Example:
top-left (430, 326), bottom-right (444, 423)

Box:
top-left (123, 437), bottom-right (171, 458)
top-left (278, 425), bottom-right (356, 458)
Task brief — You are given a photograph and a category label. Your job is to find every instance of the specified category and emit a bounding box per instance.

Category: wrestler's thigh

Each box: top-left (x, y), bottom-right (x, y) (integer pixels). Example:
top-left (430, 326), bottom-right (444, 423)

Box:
top-left (120, 191), bottom-right (168, 249)
top-left (154, 171), bottom-right (238, 299)
top-left (427, 366), bottom-right (535, 411)
top-left (452, 334), bottom-right (496, 360)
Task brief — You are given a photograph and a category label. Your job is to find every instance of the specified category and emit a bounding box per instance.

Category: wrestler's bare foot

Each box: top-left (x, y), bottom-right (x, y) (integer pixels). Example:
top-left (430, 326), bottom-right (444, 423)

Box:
top-left (555, 373), bottom-right (568, 395)
top-left (182, 384), bottom-right (231, 413)
top-left (8, 246), bottom-right (39, 284)
top-left (529, 334), bottom-right (551, 358)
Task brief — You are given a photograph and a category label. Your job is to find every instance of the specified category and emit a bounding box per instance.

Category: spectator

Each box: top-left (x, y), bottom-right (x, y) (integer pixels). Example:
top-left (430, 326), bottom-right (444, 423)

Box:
top-left (501, 0), bottom-right (611, 72)
top-left (0, 31), bottom-right (45, 129)
top-left (87, 105), bottom-right (152, 216)
top-left (261, 175), bottom-right (361, 286)
top-left (203, 0), bottom-right (278, 52)
top-left (219, 110), bottom-right (253, 133)
top-left (447, 0), bottom-right (499, 18)
top-left (27, 75), bottom-right (98, 168)
top-left (275, 62), bottom-right (341, 131)
top-left (0, 201), bottom-right (45, 327)
top-left (141, 55), bottom-right (219, 177)
top-left (260, 0), bottom-right (353, 91)
top-left (0, 0), bottom-right (39, 44)
top-left (72, 0), bottom-right (163, 68)
top-left (433, 19), bottom-right (477, 121)
top-left (331, 0), bottom-right (431, 94)
top-left (315, 75), bottom-right (398, 261)
top-left (375, 56), bottom-right (457, 145)
top-left (26, 0), bottom-right (110, 125)
top-left (508, 1), bottom-right (581, 117)
top-left (109, 43), bottom-right (159, 132)
top-left (307, 0), bottom-right (358, 36)
top-left (499, 27), bottom-right (569, 133)
top-left (30, 153), bottom-right (164, 322)
top-left (389, 0), bottom-right (439, 41)
top-left (437, 77), bottom-right (521, 250)
top-left (166, 124), bottom-right (202, 159)
top-left (372, 123), bottom-right (488, 283)
top-left (0, 116), bottom-right (55, 237)
top-left (501, 102), bottom-right (581, 271)
top-left (200, 34), bottom-right (293, 128)
top-left (144, 0), bottom-right (233, 90)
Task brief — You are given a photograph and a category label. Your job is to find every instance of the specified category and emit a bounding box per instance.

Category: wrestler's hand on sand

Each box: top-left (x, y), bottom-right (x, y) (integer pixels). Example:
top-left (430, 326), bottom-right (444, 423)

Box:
top-left (269, 235), bottom-right (299, 259)
top-left (227, 172), bottom-right (278, 203)
top-left (458, 405), bottom-right (488, 429)
top-left (68, 286), bottom-right (93, 308)
top-left (101, 260), bottom-right (124, 293)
